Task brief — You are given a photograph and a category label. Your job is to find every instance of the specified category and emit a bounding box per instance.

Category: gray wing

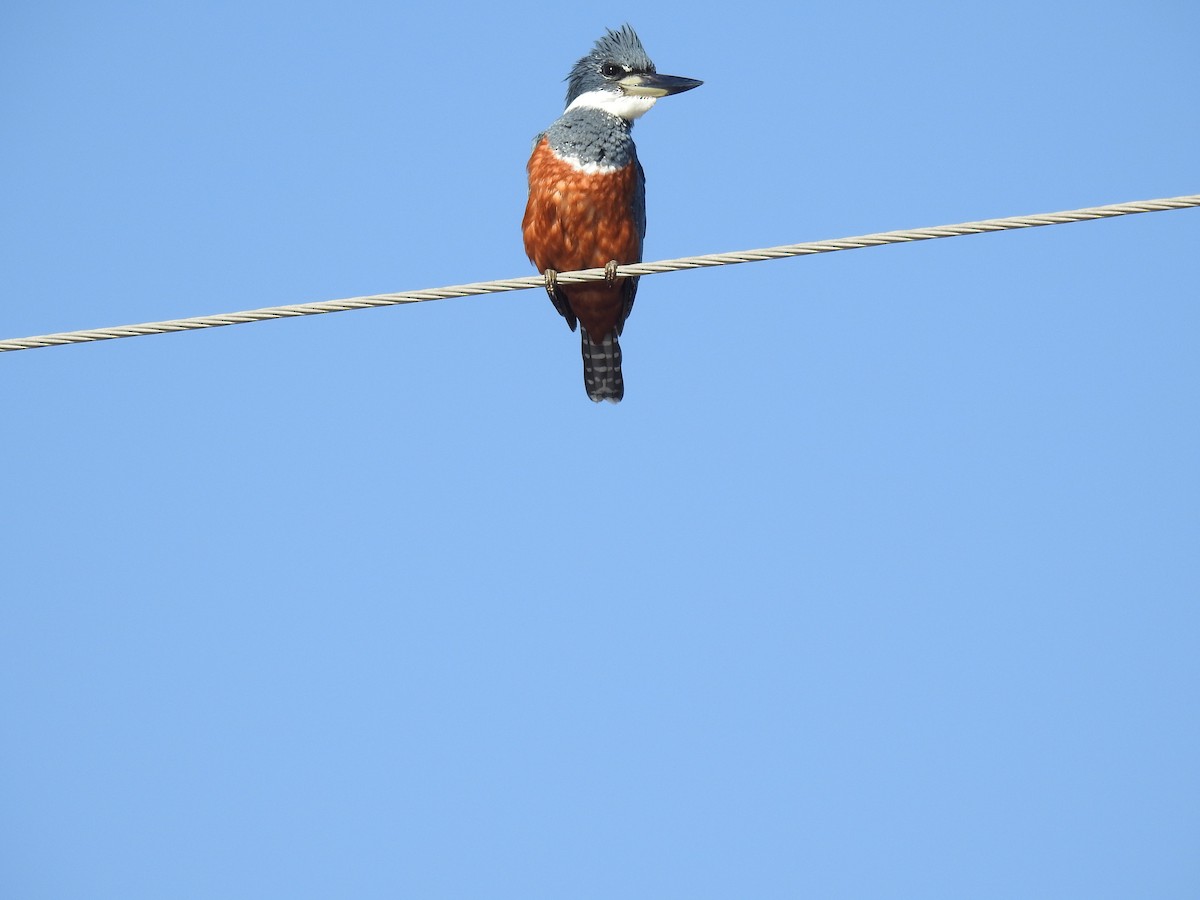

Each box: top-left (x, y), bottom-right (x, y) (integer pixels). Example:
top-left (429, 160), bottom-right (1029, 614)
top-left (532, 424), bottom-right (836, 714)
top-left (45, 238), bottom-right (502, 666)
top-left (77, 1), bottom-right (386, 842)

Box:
top-left (618, 156), bottom-right (646, 336)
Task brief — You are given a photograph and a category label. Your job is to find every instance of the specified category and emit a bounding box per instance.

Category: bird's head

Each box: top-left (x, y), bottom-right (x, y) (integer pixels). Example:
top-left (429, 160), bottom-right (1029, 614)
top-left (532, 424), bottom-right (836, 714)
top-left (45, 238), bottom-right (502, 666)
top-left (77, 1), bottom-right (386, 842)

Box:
top-left (564, 25), bottom-right (702, 121)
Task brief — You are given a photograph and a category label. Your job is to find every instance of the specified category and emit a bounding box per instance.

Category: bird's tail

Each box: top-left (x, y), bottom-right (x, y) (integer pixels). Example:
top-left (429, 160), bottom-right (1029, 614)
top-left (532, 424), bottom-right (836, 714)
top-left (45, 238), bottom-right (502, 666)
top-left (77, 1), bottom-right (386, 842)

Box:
top-left (580, 326), bottom-right (623, 404)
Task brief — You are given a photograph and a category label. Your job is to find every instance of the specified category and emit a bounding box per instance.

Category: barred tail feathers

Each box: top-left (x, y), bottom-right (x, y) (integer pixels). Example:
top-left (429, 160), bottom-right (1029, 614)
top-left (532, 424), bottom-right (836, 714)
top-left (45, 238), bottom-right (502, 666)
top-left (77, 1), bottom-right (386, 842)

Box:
top-left (580, 326), bottom-right (623, 404)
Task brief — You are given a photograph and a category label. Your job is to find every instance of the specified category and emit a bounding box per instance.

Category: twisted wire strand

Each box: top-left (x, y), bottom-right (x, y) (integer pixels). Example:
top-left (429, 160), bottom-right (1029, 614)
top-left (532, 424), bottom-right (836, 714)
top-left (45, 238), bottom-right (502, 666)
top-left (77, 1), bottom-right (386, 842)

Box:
top-left (2, 194), bottom-right (1197, 353)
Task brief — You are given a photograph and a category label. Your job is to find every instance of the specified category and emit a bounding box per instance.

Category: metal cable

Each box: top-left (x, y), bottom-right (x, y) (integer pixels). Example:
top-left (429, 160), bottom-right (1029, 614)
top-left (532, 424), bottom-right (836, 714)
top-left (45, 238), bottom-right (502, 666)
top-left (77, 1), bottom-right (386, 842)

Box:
top-left (2, 194), bottom-right (1197, 353)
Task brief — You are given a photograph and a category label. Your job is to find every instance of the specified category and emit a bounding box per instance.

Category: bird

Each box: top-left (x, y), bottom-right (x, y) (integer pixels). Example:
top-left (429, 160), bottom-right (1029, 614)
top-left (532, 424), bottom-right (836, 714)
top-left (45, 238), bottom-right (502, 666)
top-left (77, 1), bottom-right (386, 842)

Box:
top-left (522, 25), bottom-right (701, 403)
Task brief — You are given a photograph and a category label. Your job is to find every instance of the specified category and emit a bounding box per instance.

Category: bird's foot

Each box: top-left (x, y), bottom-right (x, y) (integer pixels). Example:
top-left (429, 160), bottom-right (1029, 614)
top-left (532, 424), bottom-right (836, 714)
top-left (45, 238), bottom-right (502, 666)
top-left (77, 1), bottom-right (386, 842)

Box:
top-left (543, 268), bottom-right (559, 301)
top-left (604, 260), bottom-right (620, 286)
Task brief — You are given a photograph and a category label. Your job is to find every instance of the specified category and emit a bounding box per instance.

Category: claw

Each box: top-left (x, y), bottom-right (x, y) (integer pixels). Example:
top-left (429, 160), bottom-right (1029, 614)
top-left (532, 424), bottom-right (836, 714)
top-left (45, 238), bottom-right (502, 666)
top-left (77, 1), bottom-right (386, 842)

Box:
top-left (543, 268), bottom-right (559, 301)
top-left (604, 260), bottom-right (620, 286)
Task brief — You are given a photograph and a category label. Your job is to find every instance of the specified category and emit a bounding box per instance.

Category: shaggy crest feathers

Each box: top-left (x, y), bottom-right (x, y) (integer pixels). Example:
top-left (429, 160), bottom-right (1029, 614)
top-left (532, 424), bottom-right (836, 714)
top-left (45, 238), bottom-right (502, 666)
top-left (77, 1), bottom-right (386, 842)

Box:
top-left (564, 24), bottom-right (656, 107)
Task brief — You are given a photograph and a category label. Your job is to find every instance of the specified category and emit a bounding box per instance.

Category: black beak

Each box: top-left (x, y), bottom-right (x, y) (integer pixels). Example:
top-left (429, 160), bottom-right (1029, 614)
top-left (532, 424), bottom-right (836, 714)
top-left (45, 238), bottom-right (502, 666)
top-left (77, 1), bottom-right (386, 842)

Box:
top-left (618, 72), bottom-right (704, 98)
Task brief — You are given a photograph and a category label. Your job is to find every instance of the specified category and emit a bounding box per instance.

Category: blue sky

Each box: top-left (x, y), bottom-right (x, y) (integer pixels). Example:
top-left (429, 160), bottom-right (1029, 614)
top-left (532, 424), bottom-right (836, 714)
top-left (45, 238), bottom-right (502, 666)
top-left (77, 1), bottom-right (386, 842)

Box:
top-left (2, 1), bottom-right (1197, 897)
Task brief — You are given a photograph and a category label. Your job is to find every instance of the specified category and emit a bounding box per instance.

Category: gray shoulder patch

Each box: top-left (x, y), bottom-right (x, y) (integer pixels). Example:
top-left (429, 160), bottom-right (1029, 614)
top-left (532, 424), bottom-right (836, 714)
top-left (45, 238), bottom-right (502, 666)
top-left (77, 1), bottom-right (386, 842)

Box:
top-left (544, 108), bottom-right (637, 170)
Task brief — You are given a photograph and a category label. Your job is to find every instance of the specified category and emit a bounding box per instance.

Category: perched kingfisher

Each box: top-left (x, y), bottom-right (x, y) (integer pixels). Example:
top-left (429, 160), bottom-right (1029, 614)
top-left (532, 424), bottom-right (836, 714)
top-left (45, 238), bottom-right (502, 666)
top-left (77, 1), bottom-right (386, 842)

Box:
top-left (522, 25), bottom-right (701, 403)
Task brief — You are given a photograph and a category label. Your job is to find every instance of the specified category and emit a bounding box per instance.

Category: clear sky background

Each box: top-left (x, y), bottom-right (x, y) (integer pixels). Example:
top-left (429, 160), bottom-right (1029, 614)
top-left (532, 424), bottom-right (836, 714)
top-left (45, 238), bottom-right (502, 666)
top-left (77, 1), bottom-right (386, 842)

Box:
top-left (2, 1), bottom-right (1197, 897)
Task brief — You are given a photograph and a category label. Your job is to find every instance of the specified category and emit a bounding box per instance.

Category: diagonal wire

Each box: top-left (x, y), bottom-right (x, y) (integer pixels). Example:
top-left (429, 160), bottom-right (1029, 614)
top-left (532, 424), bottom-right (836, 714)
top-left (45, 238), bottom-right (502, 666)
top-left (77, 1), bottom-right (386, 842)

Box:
top-left (2, 194), bottom-right (1197, 354)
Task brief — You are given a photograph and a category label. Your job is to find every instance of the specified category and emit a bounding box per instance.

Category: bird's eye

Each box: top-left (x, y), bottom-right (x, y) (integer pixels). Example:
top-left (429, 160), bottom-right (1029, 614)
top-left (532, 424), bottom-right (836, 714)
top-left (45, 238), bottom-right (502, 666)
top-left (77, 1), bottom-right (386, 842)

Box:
top-left (600, 63), bottom-right (623, 78)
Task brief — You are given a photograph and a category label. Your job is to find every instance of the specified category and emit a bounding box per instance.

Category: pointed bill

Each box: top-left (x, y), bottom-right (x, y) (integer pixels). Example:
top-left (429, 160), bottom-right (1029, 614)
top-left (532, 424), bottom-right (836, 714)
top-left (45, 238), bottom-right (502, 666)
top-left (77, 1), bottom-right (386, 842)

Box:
top-left (618, 72), bottom-right (703, 98)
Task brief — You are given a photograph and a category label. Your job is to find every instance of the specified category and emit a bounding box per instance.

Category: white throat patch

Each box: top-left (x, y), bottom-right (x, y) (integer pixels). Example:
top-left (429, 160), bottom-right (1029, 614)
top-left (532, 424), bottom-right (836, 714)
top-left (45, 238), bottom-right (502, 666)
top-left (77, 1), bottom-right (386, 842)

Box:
top-left (565, 90), bottom-right (657, 121)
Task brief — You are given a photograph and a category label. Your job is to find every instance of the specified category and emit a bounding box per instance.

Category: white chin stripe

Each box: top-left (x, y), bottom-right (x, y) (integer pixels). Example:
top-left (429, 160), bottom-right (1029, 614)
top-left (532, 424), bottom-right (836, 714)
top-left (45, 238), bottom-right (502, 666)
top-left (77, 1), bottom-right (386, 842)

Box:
top-left (566, 90), bottom-right (657, 121)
